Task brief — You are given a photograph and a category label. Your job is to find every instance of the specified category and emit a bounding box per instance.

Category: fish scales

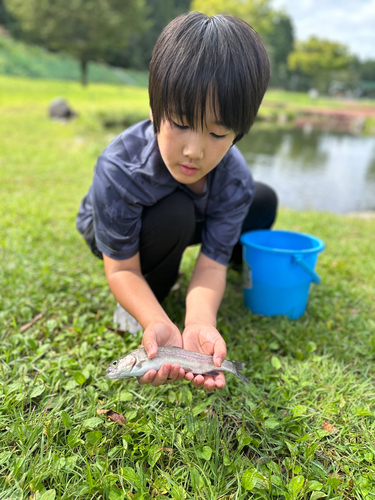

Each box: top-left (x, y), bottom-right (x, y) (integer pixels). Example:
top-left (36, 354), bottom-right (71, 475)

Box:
top-left (106, 346), bottom-right (250, 384)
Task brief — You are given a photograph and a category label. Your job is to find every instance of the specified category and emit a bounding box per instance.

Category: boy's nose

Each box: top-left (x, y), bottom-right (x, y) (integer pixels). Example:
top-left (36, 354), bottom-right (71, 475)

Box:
top-left (182, 133), bottom-right (204, 161)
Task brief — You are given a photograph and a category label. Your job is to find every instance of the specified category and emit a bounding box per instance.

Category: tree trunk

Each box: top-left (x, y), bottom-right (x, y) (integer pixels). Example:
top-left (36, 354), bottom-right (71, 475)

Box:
top-left (80, 59), bottom-right (88, 86)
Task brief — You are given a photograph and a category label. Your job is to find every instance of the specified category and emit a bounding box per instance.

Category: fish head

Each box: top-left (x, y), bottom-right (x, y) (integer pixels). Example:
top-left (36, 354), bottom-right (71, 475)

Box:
top-left (106, 354), bottom-right (137, 379)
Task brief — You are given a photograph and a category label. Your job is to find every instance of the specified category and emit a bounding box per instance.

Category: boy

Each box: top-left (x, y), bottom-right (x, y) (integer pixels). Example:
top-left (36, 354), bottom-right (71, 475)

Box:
top-left (76, 12), bottom-right (277, 391)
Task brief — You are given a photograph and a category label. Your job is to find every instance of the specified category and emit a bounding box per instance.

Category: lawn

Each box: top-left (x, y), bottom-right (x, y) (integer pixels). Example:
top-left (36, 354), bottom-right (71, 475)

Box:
top-left (1, 76), bottom-right (375, 500)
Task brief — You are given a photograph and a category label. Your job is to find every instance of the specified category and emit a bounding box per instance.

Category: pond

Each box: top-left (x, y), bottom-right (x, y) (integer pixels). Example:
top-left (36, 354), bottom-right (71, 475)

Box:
top-left (238, 126), bottom-right (375, 214)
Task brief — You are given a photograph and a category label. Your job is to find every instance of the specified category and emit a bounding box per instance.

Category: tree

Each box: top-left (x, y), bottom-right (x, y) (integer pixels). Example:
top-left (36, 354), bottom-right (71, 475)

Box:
top-left (288, 37), bottom-right (352, 93)
top-left (266, 13), bottom-right (294, 88)
top-left (105, 0), bottom-right (191, 71)
top-left (4, 0), bottom-right (149, 85)
top-left (190, 0), bottom-right (275, 39)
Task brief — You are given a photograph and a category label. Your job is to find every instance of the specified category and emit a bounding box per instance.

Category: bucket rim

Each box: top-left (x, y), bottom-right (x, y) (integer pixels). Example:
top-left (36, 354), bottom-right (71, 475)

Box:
top-left (240, 229), bottom-right (325, 254)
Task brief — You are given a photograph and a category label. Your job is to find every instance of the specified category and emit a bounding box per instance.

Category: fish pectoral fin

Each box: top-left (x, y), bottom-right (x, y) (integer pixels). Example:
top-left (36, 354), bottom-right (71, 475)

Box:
top-left (204, 370), bottom-right (220, 377)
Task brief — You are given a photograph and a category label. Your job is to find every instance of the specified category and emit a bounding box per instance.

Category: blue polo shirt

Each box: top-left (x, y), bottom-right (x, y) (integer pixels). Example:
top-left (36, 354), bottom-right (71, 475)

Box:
top-left (76, 119), bottom-right (254, 265)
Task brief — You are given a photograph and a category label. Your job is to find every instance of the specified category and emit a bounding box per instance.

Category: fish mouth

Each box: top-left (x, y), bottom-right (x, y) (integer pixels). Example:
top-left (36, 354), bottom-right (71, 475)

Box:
top-left (106, 367), bottom-right (117, 379)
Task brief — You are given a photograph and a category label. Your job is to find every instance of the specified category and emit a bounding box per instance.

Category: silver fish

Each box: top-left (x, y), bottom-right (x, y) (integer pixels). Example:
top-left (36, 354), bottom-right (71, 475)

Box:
top-left (106, 346), bottom-right (250, 384)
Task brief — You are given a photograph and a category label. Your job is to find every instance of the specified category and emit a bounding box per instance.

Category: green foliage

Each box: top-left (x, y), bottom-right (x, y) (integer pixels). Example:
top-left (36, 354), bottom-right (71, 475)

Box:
top-left (266, 12), bottom-right (294, 88)
top-left (288, 36), bottom-right (353, 93)
top-left (190, 0), bottom-right (275, 38)
top-left (106, 0), bottom-right (192, 71)
top-left (1, 75), bottom-right (375, 497)
top-left (4, 0), bottom-right (149, 84)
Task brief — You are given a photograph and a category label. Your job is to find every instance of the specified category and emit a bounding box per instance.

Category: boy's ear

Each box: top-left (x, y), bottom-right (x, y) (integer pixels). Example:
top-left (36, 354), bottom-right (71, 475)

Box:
top-left (149, 110), bottom-right (153, 122)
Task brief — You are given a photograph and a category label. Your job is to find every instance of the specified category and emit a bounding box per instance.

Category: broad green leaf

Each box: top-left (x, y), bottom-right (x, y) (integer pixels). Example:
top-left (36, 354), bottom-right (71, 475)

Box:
top-left (198, 445), bottom-right (212, 461)
top-left (38, 490), bottom-right (56, 500)
top-left (271, 356), bottom-right (282, 370)
top-left (242, 468), bottom-right (258, 491)
top-left (82, 417), bottom-right (102, 429)
top-left (192, 402), bottom-right (209, 416)
top-left (119, 391), bottom-right (133, 402)
top-left (64, 380), bottom-right (79, 391)
top-left (191, 468), bottom-right (205, 491)
top-left (108, 487), bottom-right (125, 500)
top-left (237, 428), bottom-right (252, 449)
top-left (67, 428), bottom-right (84, 447)
top-left (73, 371), bottom-right (86, 385)
top-left (310, 492), bottom-right (327, 500)
top-left (125, 410), bottom-right (138, 421)
top-left (154, 476), bottom-right (170, 493)
top-left (148, 444), bottom-right (162, 467)
top-left (292, 405), bottom-right (307, 417)
top-left (171, 485), bottom-right (186, 500)
top-left (61, 410), bottom-right (72, 429)
top-left (267, 461), bottom-right (281, 475)
top-left (85, 431), bottom-right (102, 445)
top-left (271, 475), bottom-right (284, 486)
top-left (265, 418), bottom-right (279, 429)
top-left (326, 477), bottom-right (340, 491)
top-left (121, 466), bottom-right (139, 484)
top-left (185, 413), bottom-right (196, 433)
top-left (30, 383), bottom-right (45, 398)
top-left (306, 480), bottom-right (324, 492)
top-left (288, 476), bottom-right (305, 498)
top-left (364, 452), bottom-right (373, 462)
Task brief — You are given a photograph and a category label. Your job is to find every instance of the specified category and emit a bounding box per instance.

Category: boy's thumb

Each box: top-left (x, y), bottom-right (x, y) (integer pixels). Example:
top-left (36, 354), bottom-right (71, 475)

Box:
top-left (142, 330), bottom-right (158, 359)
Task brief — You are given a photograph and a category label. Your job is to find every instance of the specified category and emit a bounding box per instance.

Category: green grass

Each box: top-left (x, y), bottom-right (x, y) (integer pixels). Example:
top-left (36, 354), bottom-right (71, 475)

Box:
top-left (0, 35), bottom-right (149, 86)
top-left (1, 75), bottom-right (375, 499)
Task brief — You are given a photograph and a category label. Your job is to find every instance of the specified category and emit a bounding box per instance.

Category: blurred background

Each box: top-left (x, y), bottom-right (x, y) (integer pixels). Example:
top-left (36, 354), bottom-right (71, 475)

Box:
top-left (1, 0), bottom-right (375, 213)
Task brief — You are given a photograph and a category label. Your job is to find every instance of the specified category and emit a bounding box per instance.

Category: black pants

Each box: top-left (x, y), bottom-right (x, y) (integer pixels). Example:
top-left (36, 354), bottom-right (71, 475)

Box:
top-left (83, 182), bottom-right (277, 303)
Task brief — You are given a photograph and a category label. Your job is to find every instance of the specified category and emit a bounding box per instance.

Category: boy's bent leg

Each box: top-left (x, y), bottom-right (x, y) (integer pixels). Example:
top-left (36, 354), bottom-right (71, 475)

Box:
top-left (140, 190), bottom-right (196, 303)
top-left (230, 181), bottom-right (278, 265)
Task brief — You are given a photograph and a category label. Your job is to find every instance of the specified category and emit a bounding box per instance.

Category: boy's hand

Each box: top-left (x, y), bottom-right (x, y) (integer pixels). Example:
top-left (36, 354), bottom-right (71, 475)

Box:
top-left (139, 320), bottom-right (185, 387)
top-left (182, 324), bottom-right (227, 392)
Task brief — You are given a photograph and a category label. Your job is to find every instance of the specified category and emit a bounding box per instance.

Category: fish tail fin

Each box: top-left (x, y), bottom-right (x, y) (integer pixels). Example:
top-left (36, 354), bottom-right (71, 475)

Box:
top-left (230, 360), bottom-right (251, 385)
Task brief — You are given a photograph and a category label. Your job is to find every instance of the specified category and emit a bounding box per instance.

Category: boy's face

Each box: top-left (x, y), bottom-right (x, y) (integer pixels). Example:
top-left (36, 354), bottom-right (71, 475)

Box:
top-left (153, 107), bottom-right (236, 190)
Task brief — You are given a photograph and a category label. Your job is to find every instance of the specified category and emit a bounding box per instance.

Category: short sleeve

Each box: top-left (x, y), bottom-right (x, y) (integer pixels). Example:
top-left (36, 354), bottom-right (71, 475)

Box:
top-left (201, 146), bottom-right (254, 265)
top-left (92, 153), bottom-right (143, 260)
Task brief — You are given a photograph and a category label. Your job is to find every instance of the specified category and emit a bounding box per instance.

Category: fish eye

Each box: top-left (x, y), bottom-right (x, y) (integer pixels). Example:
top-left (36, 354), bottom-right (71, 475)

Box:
top-left (112, 361), bottom-right (117, 367)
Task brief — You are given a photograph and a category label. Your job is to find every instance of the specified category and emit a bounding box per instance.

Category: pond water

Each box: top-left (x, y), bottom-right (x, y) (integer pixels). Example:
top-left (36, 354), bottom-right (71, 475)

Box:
top-left (237, 127), bottom-right (375, 213)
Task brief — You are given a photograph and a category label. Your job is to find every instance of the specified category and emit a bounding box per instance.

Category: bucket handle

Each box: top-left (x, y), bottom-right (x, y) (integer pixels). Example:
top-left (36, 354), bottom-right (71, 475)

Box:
top-left (293, 254), bottom-right (322, 284)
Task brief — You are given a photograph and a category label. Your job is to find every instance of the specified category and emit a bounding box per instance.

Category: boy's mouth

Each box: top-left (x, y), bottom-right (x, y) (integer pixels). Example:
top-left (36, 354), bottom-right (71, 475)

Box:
top-left (180, 163), bottom-right (198, 176)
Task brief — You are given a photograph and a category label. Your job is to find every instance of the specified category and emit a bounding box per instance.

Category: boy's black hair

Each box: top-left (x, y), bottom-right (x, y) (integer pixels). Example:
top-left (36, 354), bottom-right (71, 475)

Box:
top-left (149, 11), bottom-right (270, 144)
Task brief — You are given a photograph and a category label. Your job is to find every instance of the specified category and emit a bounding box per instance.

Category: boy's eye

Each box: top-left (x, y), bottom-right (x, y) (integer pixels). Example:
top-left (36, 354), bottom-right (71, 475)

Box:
top-left (211, 132), bottom-right (228, 139)
top-left (171, 121), bottom-right (189, 130)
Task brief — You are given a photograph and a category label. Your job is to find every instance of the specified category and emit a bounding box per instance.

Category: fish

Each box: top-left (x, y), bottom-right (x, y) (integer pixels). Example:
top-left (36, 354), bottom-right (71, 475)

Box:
top-left (106, 346), bottom-right (250, 385)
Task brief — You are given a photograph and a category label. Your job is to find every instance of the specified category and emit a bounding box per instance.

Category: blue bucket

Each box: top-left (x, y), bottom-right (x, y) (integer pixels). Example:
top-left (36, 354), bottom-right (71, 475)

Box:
top-left (239, 230), bottom-right (325, 319)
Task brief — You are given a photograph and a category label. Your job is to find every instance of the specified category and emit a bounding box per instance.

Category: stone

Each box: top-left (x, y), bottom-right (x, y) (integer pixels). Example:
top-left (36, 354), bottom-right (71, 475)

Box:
top-left (49, 98), bottom-right (77, 119)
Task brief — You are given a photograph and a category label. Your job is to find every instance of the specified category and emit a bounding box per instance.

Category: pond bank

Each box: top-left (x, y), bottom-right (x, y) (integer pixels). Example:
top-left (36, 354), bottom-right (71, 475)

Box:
top-left (259, 97), bottom-right (375, 135)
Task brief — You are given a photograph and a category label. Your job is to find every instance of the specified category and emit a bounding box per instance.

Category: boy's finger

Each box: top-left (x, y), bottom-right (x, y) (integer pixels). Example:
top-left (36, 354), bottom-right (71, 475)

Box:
top-left (151, 362), bottom-right (171, 387)
top-left (138, 369), bottom-right (157, 385)
top-left (166, 363), bottom-right (182, 383)
top-left (142, 331), bottom-right (158, 358)
top-left (214, 372), bottom-right (226, 390)
top-left (191, 374), bottom-right (205, 388)
top-left (213, 341), bottom-right (227, 367)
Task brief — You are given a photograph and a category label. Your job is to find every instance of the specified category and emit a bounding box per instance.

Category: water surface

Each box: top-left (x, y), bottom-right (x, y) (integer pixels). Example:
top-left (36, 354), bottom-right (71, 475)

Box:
top-left (238, 127), bottom-right (375, 213)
